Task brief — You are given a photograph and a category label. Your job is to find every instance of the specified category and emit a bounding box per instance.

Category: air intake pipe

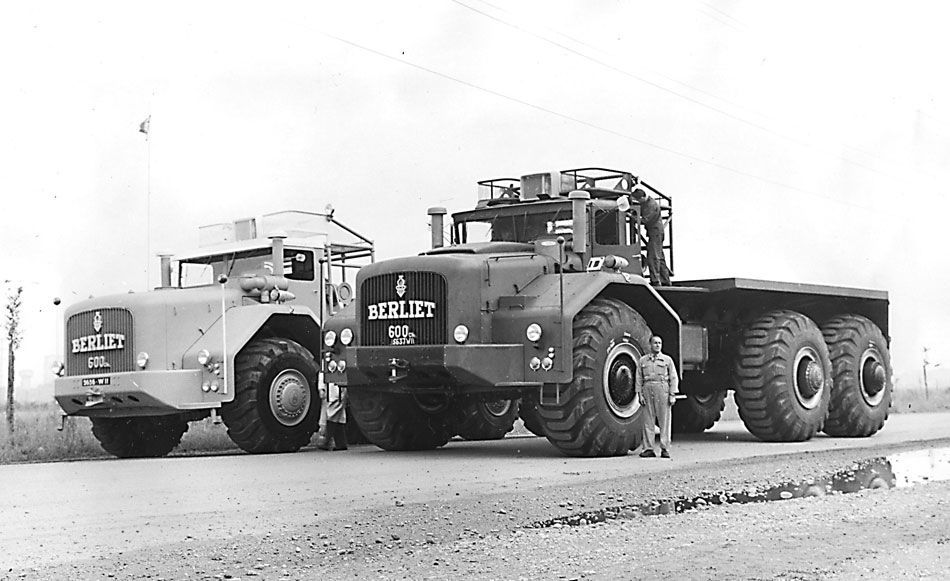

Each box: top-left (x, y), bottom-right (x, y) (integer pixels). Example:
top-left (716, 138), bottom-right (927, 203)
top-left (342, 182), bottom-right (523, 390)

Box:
top-left (428, 207), bottom-right (447, 248)
top-left (568, 190), bottom-right (590, 256)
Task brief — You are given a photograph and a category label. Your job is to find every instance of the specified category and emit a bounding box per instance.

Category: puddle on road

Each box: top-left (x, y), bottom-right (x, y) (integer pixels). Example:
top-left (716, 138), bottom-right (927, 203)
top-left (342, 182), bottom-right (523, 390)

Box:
top-left (534, 447), bottom-right (950, 528)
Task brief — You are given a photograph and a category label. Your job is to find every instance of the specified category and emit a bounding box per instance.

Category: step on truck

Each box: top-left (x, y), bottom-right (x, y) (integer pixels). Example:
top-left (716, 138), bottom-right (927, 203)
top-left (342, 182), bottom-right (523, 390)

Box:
top-left (322, 168), bottom-right (891, 457)
top-left (53, 210), bottom-right (373, 457)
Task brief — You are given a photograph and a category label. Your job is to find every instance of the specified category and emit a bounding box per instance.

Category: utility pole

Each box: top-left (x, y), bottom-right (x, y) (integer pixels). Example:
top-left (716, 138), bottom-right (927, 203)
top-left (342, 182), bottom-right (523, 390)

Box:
top-left (922, 347), bottom-right (941, 400)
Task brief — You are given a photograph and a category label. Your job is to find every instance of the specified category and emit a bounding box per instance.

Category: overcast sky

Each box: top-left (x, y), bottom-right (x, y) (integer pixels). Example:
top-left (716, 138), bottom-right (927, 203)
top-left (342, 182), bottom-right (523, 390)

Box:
top-left (2, 1), bottom-right (949, 394)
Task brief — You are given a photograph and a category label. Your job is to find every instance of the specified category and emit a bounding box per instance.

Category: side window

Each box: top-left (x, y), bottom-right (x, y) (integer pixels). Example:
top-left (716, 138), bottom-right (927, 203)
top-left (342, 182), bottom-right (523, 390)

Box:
top-left (285, 249), bottom-right (315, 281)
top-left (593, 209), bottom-right (620, 245)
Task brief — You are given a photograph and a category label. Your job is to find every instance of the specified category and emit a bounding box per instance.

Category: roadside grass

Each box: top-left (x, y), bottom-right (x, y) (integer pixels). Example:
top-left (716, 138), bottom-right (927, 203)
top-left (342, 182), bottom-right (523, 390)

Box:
top-left (891, 386), bottom-right (950, 413)
top-left (0, 402), bottom-right (239, 465)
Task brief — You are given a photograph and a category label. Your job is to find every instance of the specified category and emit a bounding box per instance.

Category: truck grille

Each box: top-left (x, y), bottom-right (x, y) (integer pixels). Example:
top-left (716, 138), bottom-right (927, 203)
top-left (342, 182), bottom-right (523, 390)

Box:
top-left (360, 272), bottom-right (447, 346)
top-left (65, 308), bottom-right (134, 376)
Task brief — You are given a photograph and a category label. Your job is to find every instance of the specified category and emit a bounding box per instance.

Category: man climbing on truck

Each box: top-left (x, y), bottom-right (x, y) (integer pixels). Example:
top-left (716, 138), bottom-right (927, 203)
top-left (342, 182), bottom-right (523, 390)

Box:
top-left (632, 184), bottom-right (670, 286)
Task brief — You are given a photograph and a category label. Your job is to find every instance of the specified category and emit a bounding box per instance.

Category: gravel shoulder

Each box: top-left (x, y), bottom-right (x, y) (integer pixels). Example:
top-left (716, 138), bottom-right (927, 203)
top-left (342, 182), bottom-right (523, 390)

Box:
top-left (8, 439), bottom-right (949, 581)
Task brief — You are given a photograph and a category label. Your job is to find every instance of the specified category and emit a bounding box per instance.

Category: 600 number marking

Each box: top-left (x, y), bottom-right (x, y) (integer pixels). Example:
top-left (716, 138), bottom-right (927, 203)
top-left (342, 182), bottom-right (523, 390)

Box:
top-left (87, 355), bottom-right (111, 370)
top-left (388, 325), bottom-right (416, 345)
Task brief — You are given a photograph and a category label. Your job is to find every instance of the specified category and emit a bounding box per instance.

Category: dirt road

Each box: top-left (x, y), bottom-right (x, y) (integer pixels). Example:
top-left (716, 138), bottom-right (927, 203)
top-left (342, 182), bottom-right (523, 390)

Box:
top-left (3, 412), bottom-right (949, 579)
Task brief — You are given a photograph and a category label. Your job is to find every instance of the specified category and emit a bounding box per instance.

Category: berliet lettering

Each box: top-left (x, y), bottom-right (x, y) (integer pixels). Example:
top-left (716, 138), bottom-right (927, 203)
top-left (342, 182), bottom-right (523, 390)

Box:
top-left (71, 311), bottom-right (127, 353)
top-left (367, 299), bottom-right (436, 320)
top-left (71, 333), bottom-right (126, 353)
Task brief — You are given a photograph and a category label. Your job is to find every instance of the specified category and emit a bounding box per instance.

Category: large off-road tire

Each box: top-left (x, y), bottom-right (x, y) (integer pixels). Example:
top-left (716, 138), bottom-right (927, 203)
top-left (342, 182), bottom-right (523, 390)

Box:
top-left (456, 397), bottom-right (520, 441)
top-left (538, 298), bottom-right (651, 457)
top-left (671, 391), bottom-right (727, 433)
top-left (345, 411), bottom-right (371, 445)
top-left (518, 395), bottom-right (546, 437)
top-left (221, 338), bottom-right (319, 454)
top-left (348, 390), bottom-right (454, 451)
top-left (90, 415), bottom-right (189, 458)
top-left (821, 314), bottom-right (892, 437)
top-left (733, 310), bottom-right (831, 442)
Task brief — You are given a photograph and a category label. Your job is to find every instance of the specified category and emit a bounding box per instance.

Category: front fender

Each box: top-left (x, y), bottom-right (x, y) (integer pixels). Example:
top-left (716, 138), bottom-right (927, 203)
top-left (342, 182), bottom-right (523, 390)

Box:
top-left (492, 271), bottom-right (682, 383)
top-left (182, 303), bottom-right (321, 399)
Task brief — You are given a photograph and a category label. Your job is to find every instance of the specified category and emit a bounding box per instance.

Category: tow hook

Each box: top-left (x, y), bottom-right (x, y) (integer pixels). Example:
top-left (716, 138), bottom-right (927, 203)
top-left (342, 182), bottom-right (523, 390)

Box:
top-left (388, 358), bottom-right (409, 383)
top-left (57, 414), bottom-right (68, 432)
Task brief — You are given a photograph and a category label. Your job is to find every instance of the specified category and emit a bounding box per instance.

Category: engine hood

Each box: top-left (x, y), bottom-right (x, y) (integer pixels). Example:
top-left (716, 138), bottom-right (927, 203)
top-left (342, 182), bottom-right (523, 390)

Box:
top-left (63, 285), bottom-right (245, 320)
top-left (62, 285), bottom-right (247, 375)
top-left (422, 241), bottom-right (535, 255)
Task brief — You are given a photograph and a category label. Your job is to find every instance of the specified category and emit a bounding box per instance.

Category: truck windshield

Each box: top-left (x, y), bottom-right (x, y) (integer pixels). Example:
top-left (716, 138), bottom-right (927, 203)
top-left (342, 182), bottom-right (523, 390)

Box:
top-left (456, 207), bottom-right (573, 244)
top-left (177, 248), bottom-right (316, 287)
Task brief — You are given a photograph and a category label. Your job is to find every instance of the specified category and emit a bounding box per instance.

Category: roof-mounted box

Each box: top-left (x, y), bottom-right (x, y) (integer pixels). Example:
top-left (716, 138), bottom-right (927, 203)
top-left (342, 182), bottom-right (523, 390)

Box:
top-left (198, 223), bottom-right (235, 247)
top-left (520, 171), bottom-right (577, 201)
top-left (233, 217), bottom-right (257, 241)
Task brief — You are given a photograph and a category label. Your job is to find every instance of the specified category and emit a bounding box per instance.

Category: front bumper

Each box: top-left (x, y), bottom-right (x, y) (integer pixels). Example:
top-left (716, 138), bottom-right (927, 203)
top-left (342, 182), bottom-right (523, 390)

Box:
top-left (55, 370), bottom-right (222, 417)
top-left (333, 344), bottom-right (541, 392)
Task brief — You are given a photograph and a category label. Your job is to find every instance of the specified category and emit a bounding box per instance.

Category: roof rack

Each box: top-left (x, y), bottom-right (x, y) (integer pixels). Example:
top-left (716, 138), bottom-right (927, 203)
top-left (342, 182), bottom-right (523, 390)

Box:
top-left (476, 178), bottom-right (522, 207)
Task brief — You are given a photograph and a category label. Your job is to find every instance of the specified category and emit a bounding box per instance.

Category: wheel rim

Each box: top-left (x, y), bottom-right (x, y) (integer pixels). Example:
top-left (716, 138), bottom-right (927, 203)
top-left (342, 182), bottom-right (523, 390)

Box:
top-left (692, 393), bottom-right (715, 405)
top-left (603, 342), bottom-right (641, 419)
top-left (793, 346), bottom-right (824, 409)
top-left (414, 394), bottom-right (450, 414)
top-left (483, 399), bottom-right (512, 417)
top-left (268, 369), bottom-right (312, 427)
top-left (859, 345), bottom-right (887, 406)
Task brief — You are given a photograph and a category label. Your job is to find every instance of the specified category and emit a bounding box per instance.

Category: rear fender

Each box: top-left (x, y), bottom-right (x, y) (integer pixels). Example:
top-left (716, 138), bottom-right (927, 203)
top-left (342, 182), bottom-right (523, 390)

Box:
top-left (182, 305), bottom-right (322, 400)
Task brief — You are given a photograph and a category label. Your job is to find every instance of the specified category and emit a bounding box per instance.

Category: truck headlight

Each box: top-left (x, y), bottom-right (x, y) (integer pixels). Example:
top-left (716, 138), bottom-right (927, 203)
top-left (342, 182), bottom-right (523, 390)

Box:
top-left (340, 328), bottom-right (353, 346)
top-left (136, 352), bottom-right (149, 369)
top-left (526, 323), bottom-right (543, 342)
top-left (197, 349), bottom-right (211, 366)
top-left (324, 330), bottom-right (337, 347)
top-left (51, 360), bottom-right (65, 377)
top-left (454, 324), bottom-right (469, 343)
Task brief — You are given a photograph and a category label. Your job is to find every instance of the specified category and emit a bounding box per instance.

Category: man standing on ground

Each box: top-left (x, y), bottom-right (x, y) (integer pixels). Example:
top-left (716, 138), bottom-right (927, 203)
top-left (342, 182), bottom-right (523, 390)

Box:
top-left (631, 186), bottom-right (671, 286)
top-left (317, 382), bottom-right (348, 451)
top-left (636, 334), bottom-right (679, 458)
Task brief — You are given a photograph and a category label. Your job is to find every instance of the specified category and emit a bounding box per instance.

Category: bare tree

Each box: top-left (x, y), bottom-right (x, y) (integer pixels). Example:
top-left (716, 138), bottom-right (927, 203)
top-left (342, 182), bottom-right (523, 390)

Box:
top-left (5, 285), bottom-right (23, 433)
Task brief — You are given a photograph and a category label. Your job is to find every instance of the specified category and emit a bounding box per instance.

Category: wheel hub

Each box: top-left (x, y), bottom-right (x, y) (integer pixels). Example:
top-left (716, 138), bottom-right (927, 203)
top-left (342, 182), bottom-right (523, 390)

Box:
top-left (269, 369), bottom-right (311, 427)
top-left (798, 360), bottom-right (824, 398)
top-left (793, 347), bottom-right (824, 409)
top-left (603, 343), bottom-right (641, 419)
top-left (859, 347), bottom-right (888, 406)
top-left (414, 394), bottom-right (450, 414)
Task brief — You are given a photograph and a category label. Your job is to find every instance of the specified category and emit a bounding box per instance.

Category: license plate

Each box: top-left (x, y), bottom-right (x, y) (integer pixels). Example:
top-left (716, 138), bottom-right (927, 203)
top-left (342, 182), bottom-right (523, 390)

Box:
top-left (82, 377), bottom-right (111, 387)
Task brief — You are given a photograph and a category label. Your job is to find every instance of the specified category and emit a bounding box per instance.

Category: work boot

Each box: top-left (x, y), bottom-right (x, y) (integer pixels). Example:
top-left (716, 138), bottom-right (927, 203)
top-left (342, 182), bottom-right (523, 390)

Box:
top-left (660, 450), bottom-right (671, 459)
top-left (330, 422), bottom-right (348, 451)
top-left (639, 449), bottom-right (656, 458)
top-left (316, 426), bottom-right (331, 451)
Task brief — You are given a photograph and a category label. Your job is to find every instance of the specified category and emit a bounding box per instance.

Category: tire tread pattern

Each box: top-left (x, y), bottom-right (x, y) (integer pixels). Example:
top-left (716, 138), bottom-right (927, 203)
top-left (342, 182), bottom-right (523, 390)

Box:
top-left (455, 398), bottom-right (520, 441)
top-left (348, 391), bottom-right (454, 451)
top-left (821, 314), bottom-right (891, 437)
top-left (671, 391), bottom-right (727, 433)
top-left (221, 338), bottom-right (318, 454)
top-left (537, 298), bottom-right (648, 457)
top-left (90, 416), bottom-right (188, 458)
top-left (733, 309), bottom-right (831, 442)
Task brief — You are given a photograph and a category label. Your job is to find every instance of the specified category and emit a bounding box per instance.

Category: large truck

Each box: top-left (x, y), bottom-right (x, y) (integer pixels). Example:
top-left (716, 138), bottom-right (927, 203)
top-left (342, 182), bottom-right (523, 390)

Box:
top-left (322, 168), bottom-right (891, 457)
top-left (53, 210), bottom-right (373, 457)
